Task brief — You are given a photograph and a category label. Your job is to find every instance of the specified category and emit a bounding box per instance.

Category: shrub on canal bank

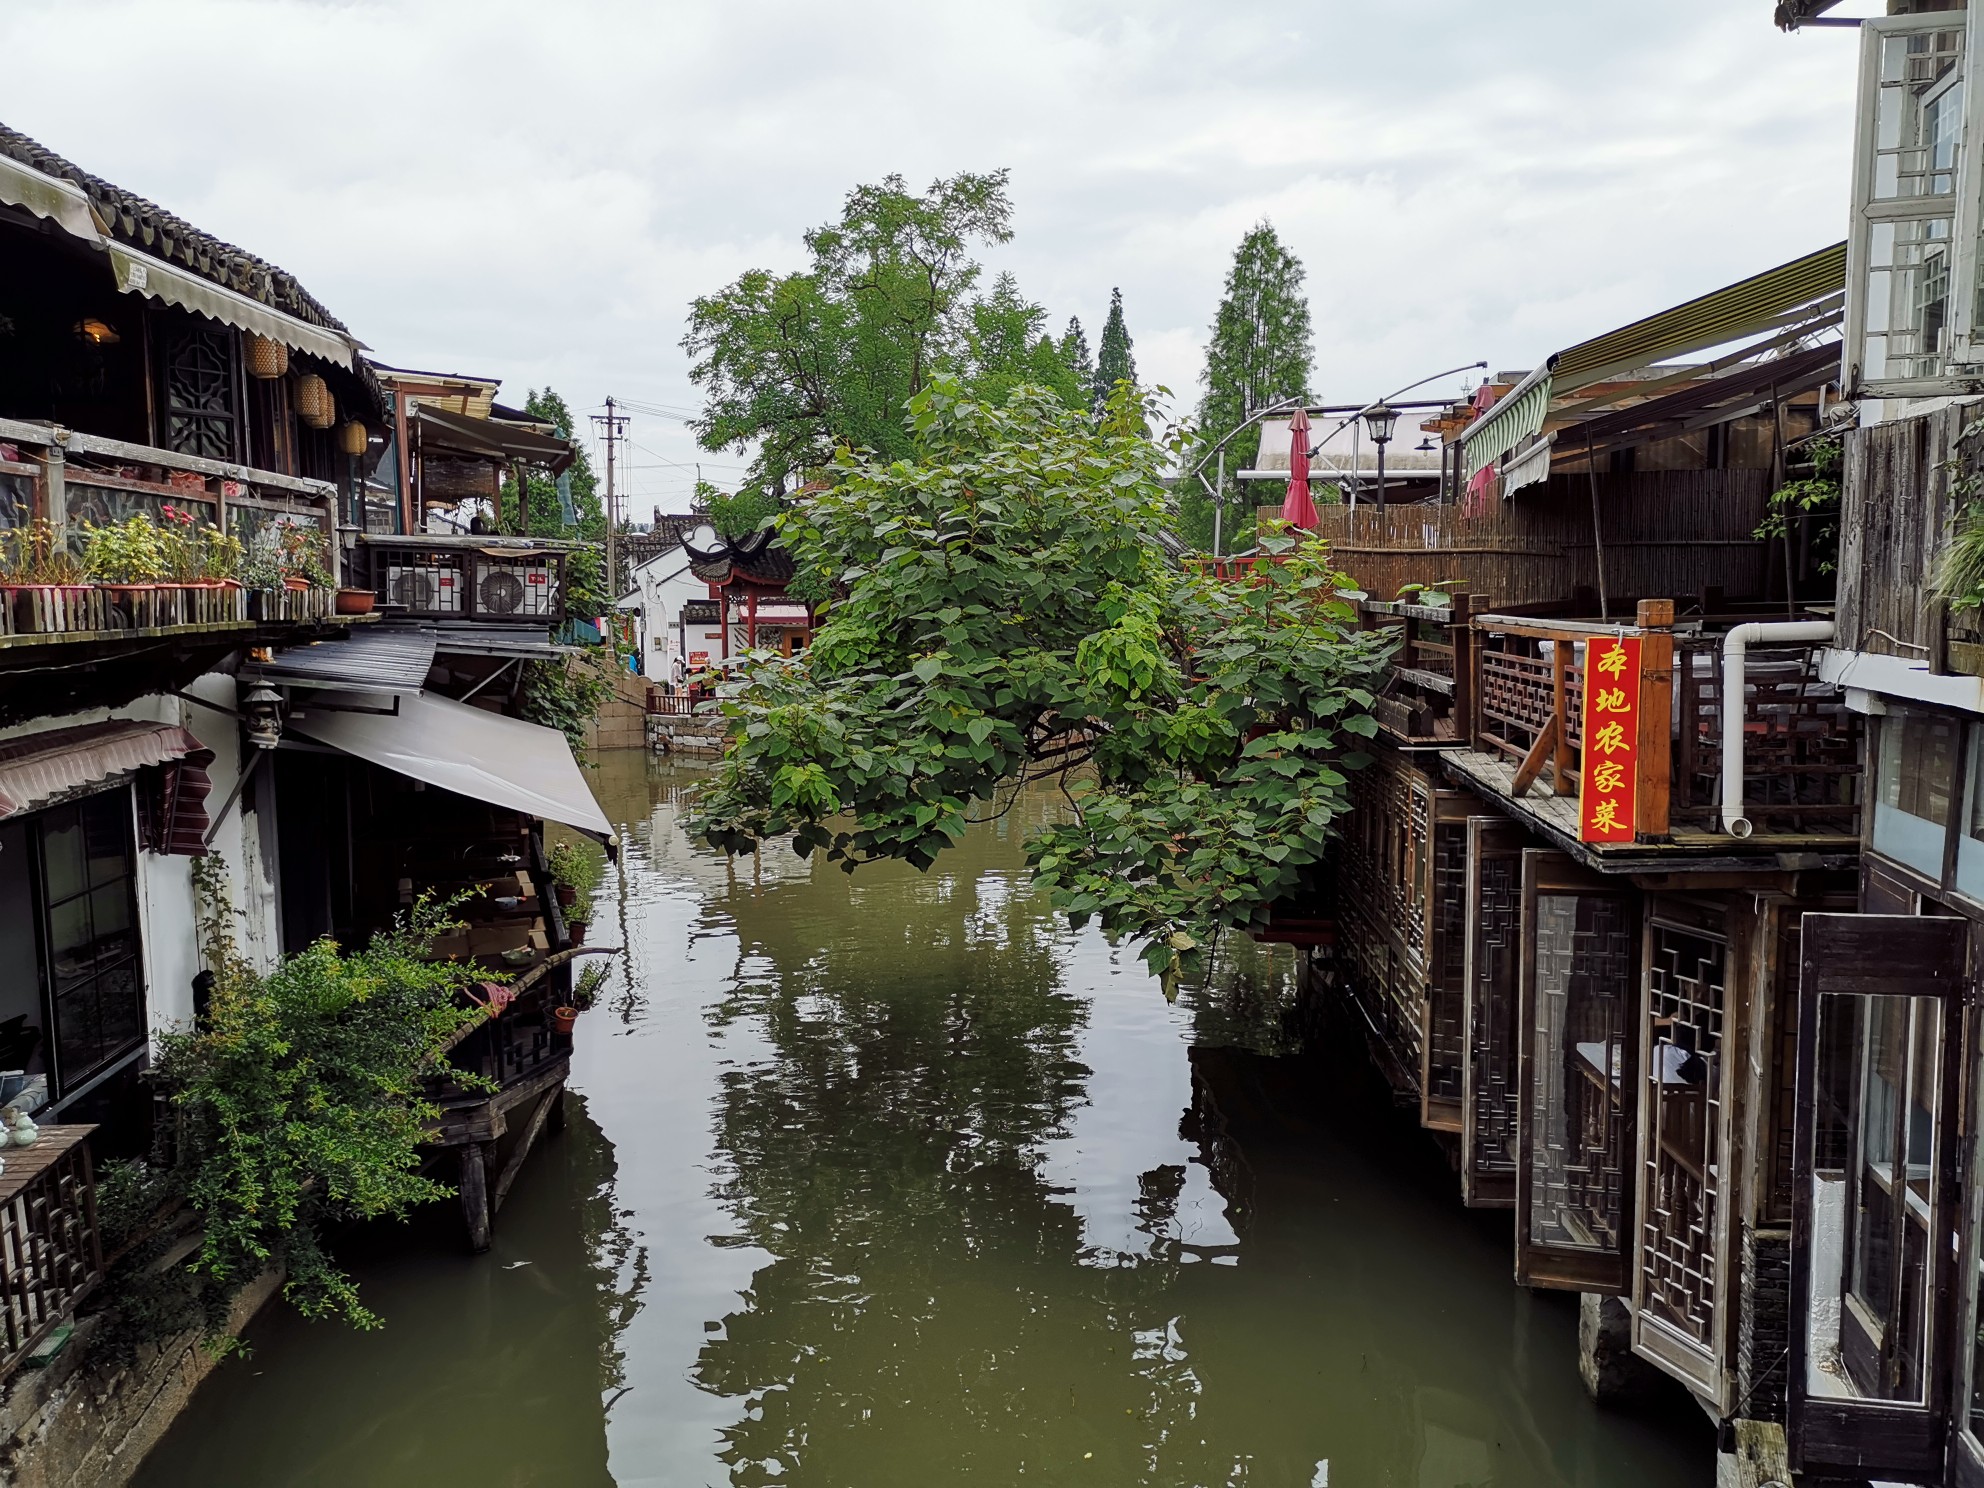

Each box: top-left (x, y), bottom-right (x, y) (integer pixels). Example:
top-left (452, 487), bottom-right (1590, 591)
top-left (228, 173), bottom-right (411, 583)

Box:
top-left (692, 376), bottom-right (1393, 994)
top-left (94, 860), bottom-right (488, 1352)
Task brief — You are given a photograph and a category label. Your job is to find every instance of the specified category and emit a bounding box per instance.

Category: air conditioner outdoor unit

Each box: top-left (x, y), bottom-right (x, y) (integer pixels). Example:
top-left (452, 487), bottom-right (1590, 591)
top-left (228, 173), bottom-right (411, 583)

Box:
top-left (475, 562), bottom-right (554, 617)
top-left (385, 565), bottom-right (462, 613)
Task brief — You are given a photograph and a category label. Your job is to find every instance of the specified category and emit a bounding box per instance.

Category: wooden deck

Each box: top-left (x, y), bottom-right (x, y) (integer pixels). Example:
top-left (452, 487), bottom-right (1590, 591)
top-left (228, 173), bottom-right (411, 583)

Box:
top-left (1440, 750), bottom-right (1858, 875)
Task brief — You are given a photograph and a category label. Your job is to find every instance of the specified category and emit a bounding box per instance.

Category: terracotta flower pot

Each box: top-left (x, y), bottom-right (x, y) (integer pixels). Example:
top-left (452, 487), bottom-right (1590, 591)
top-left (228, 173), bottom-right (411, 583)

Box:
top-left (334, 588), bottom-right (376, 615)
top-left (566, 920), bottom-right (588, 948)
top-left (551, 1006), bottom-right (580, 1036)
top-left (283, 577), bottom-right (311, 593)
top-left (555, 884), bottom-right (577, 908)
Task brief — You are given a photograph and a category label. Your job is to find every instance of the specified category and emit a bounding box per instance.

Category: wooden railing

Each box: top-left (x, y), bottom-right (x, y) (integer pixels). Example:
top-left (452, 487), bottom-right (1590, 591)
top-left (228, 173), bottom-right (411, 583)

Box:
top-left (1453, 602), bottom-right (1860, 841)
top-left (1671, 635), bottom-right (1860, 835)
top-left (1468, 602), bottom-right (1675, 838)
top-left (0, 1126), bottom-right (102, 1380)
top-left (645, 689), bottom-right (696, 717)
top-left (1357, 595), bottom-right (1476, 744)
top-left (0, 416), bottom-right (339, 571)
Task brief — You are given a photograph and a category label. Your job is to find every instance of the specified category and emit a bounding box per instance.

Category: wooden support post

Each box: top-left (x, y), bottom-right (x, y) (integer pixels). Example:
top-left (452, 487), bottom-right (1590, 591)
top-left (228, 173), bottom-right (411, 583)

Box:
top-left (1452, 594), bottom-right (1475, 746)
top-left (492, 1085), bottom-right (561, 1215)
top-left (460, 1141), bottom-right (492, 1253)
top-left (1400, 612), bottom-right (1419, 674)
top-left (1635, 599), bottom-right (1674, 841)
top-left (1550, 638), bottom-right (1574, 797)
top-left (1513, 713), bottom-right (1561, 798)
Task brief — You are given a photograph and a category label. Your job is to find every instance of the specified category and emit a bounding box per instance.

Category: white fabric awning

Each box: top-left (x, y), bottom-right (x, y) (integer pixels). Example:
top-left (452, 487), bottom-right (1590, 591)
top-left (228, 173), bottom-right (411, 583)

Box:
top-left (109, 244), bottom-right (355, 368)
top-left (0, 154), bottom-right (106, 246)
top-left (295, 690), bottom-right (613, 842)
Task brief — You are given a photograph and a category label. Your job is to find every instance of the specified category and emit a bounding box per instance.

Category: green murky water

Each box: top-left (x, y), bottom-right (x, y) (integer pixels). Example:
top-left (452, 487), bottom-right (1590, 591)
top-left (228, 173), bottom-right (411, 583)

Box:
top-left (135, 755), bottom-right (1708, 1487)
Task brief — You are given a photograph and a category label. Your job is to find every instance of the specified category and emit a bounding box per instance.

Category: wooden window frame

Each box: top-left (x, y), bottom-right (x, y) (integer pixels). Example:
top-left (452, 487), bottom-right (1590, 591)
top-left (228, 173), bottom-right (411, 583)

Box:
top-left (1513, 849), bottom-right (1640, 1293)
top-left (1790, 912), bottom-right (1968, 1483)
top-left (1461, 816), bottom-right (1527, 1208)
top-left (1848, 12), bottom-right (1973, 397)
top-left (1632, 896), bottom-right (1740, 1405)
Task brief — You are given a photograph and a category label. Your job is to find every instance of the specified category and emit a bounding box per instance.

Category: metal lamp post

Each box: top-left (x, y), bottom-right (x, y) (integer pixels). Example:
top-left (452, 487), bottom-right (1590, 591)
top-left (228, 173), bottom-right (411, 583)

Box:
top-left (1363, 403), bottom-right (1399, 517)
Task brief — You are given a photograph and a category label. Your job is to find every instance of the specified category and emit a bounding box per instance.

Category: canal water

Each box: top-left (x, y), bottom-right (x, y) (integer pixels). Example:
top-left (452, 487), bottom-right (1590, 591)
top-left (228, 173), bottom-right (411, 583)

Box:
top-left (137, 754), bottom-right (1710, 1487)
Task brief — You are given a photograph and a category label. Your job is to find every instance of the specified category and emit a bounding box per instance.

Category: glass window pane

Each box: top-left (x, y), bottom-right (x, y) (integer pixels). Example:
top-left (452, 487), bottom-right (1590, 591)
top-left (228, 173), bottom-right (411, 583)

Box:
top-left (1874, 711), bottom-right (1959, 878)
top-left (1808, 991), bottom-right (1942, 1407)
top-left (1527, 893), bottom-right (1635, 1255)
top-left (45, 898), bottom-right (91, 991)
top-left (1872, 30), bottom-right (1965, 201)
top-left (79, 791), bottom-right (130, 889)
top-left (38, 806), bottom-right (84, 905)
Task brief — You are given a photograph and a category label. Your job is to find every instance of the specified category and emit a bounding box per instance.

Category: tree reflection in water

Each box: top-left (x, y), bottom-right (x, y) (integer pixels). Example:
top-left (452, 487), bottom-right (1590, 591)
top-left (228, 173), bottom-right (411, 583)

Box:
top-left (675, 778), bottom-right (1705, 1488)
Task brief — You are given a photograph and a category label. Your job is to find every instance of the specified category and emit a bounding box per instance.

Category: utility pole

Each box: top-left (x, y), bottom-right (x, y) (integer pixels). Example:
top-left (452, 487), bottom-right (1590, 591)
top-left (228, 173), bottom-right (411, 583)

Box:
top-left (592, 397), bottom-right (628, 600)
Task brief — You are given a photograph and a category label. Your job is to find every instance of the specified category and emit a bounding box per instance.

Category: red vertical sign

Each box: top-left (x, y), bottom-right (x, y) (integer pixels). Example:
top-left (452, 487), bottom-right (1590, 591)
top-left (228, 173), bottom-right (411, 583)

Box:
top-left (1579, 636), bottom-right (1641, 844)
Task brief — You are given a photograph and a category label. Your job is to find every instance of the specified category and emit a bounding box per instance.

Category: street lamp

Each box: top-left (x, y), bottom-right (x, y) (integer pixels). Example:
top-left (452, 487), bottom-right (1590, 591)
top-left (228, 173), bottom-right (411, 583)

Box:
top-left (1362, 403), bottom-right (1399, 517)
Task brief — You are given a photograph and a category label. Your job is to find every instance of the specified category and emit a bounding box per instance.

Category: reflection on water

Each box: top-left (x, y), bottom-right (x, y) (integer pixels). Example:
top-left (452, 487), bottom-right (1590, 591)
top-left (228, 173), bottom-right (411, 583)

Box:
top-left (138, 753), bottom-right (1708, 1487)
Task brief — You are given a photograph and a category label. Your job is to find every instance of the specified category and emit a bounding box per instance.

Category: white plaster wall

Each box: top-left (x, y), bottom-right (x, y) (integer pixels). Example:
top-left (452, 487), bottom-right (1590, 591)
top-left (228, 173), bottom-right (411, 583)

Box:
top-left (0, 682), bottom-right (284, 1052)
top-left (629, 551), bottom-right (711, 677)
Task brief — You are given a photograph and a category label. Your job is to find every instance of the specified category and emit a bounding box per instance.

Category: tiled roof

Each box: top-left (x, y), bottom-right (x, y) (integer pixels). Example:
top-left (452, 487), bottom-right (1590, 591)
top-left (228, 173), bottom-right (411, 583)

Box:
top-left (0, 121), bottom-right (382, 412)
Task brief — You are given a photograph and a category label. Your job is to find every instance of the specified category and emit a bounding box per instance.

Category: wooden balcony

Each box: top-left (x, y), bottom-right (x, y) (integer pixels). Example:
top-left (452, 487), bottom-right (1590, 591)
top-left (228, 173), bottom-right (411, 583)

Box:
top-left (1430, 601), bottom-right (1860, 864)
top-left (0, 416), bottom-right (340, 572)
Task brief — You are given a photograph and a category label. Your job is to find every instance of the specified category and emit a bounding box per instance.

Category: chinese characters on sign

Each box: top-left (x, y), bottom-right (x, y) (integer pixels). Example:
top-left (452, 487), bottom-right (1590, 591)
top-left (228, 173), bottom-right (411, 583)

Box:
top-left (1579, 636), bottom-right (1641, 844)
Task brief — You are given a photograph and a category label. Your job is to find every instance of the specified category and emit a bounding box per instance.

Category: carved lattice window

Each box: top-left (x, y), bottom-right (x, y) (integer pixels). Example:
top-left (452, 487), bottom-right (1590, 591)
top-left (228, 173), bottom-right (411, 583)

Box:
top-left (1639, 917), bottom-right (1729, 1371)
top-left (159, 324), bottom-right (238, 461)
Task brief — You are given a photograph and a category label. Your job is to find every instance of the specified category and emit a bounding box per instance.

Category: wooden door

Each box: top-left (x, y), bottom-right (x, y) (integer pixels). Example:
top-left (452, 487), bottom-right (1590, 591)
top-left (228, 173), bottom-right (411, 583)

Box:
top-left (1514, 849), bottom-right (1639, 1292)
top-left (1790, 913), bottom-right (1967, 1484)
top-left (1461, 816), bottom-right (1526, 1208)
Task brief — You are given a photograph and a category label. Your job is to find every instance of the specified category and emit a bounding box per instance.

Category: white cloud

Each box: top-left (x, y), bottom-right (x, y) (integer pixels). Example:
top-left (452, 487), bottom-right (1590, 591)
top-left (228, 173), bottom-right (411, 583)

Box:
top-left (2, 0), bottom-right (1863, 508)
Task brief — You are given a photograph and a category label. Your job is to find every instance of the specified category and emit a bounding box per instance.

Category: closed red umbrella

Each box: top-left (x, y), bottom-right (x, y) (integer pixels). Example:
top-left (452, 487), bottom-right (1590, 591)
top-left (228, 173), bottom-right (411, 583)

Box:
top-left (1281, 406), bottom-right (1318, 530)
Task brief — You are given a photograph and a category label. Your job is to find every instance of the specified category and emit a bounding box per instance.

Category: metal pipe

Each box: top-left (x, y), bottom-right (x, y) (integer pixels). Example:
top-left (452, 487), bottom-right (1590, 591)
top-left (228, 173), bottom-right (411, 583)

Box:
top-left (1719, 619), bottom-right (1835, 837)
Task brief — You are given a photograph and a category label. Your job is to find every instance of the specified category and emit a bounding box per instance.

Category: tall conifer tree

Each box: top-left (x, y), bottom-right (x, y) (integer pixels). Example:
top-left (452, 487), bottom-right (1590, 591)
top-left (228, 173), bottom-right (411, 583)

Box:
top-left (1180, 222), bottom-right (1314, 552)
top-left (1092, 288), bottom-right (1137, 409)
top-left (1060, 317), bottom-right (1095, 398)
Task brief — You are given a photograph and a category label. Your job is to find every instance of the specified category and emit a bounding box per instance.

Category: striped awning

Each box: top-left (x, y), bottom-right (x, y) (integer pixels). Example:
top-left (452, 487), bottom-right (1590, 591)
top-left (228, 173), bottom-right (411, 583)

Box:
top-left (109, 244), bottom-right (355, 368)
top-left (1459, 241), bottom-right (1847, 485)
top-left (0, 153), bottom-right (105, 246)
top-left (1461, 368), bottom-right (1552, 481)
top-left (1551, 241), bottom-right (1847, 391)
top-left (0, 719), bottom-right (211, 820)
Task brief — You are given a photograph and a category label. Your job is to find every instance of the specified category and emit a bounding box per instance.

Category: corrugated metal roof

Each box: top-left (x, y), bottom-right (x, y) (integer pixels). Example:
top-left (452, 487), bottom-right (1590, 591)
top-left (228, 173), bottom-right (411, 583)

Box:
top-left (1551, 242), bottom-right (1847, 391)
top-left (249, 628), bottom-right (438, 694)
top-left (0, 719), bottom-right (210, 819)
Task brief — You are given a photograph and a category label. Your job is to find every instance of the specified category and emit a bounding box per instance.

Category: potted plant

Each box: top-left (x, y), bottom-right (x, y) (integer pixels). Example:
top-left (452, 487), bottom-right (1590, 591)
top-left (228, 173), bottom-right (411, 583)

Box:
top-left (82, 515), bottom-right (167, 587)
top-left (546, 840), bottom-right (600, 942)
top-left (0, 519), bottom-right (90, 633)
top-left (277, 524), bottom-right (335, 591)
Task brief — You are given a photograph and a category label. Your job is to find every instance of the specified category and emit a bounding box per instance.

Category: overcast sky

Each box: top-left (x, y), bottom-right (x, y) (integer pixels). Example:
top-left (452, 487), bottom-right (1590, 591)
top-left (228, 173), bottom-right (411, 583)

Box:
top-left (3, 1), bottom-right (1876, 510)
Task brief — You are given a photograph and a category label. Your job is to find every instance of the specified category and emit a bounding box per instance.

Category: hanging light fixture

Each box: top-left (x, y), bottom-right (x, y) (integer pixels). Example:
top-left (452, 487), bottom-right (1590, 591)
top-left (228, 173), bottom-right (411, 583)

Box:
top-left (71, 318), bottom-right (120, 345)
top-left (339, 420), bottom-right (368, 457)
top-left (295, 373), bottom-right (334, 429)
top-left (241, 682), bottom-right (284, 750)
top-left (245, 334), bottom-right (289, 379)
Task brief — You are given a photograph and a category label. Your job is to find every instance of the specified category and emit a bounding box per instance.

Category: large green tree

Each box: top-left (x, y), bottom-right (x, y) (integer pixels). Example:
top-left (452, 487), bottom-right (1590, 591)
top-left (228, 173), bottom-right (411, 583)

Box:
top-left (692, 376), bottom-right (1390, 990)
top-left (960, 272), bottom-right (1086, 410)
top-left (682, 171), bottom-right (1015, 494)
top-left (1092, 287), bottom-right (1137, 410)
top-left (1178, 223), bottom-right (1315, 554)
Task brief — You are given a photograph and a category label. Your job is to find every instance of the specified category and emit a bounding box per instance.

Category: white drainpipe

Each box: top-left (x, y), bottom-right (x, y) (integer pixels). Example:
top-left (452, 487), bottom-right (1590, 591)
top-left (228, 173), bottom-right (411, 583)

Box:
top-left (1720, 620), bottom-right (1836, 837)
